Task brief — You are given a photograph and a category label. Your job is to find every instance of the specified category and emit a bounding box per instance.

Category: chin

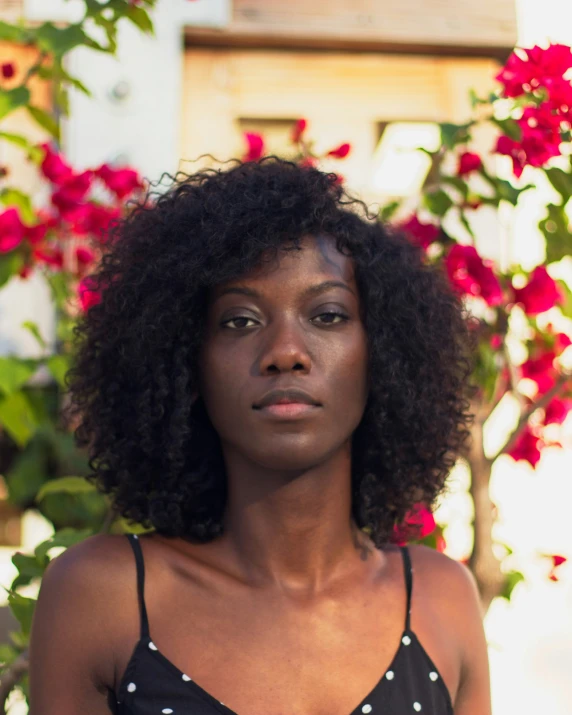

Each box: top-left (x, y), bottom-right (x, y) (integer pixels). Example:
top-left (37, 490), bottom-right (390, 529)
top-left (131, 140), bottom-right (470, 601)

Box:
top-left (250, 438), bottom-right (340, 472)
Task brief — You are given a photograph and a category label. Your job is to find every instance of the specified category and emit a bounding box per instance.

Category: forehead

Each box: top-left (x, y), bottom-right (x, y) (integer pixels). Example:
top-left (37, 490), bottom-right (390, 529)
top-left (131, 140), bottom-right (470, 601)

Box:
top-left (214, 234), bottom-right (356, 295)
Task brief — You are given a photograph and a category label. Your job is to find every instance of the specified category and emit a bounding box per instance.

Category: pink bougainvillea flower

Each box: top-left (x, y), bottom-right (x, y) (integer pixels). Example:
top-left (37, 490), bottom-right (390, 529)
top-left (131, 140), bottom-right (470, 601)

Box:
top-left (24, 222), bottom-right (48, 245)
top-left (0, 207), bottom-right (25, 252)
top-left (74, 246), bottom-right (96, 275)
top-left (32, 244), bottom-right (64, 270)
top-left (71, 203), bottom-right (120, 240)
top-left (299, 156), bottom-right (318, 169)
top-left (40, 143), bottom-right (73, 185)
top-left (548, 554), bottom-right (567, 581)
top-left (508, 425), bottom-right (543, 467)
top-left (513, 266), bottom-right (563, 315)
top-left (521, 351), bottom-right (556, 394)
top-left (457, 151), bottom-right (482, 176)
top-left (392, 503), bottom-right (437, 545)
top-left (95, 164), bottom-right (143, 200)
top-left (1, 62), bottom-right (15, 79)
top-left (544, 397), bottom-right (572, 425)
top-left (291, 118), bottom-right (307, 143)
top-left (399, 214), bottom-right (440, 249)
top-left (490, 334), bottom-right (503, 349)
top-left (444, 244), bottom-right (503, 306)
top-left (496, 44), bottom-right (572, 98)
top-left (51, 171), bottom-right (93, 217)
top-left (78, 275), bottom-right (101, 311)
top-left (327, 142), bottom-right (351, 159)
top-left (243, 132), bottom-right (265, 162)
top-left (18, 263), bottom-right (32, 279)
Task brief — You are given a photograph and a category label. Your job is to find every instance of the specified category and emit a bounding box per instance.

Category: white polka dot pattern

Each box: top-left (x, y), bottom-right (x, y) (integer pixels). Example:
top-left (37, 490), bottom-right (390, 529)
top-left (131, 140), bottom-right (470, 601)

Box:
top-left (413, 703), bottom-right (422, 712)
top-left (148, 641), bottom-right (158, 651)
top-left (361, 705), bottom-right (372, 714)
top-left (162, 709), bottom-right (173, 714)
top-left (386, 671), bottom-right (395, 680)
top-left (133, 534), bottom-right (139, 539)
top-left (182, 674), bottom-right (191, 681)
top-left (402, 635), bottom-right (411, 646)
top-left (429, 671), bottom-right (438, 681)
top-left (127, 683), bottom-right (136, 693)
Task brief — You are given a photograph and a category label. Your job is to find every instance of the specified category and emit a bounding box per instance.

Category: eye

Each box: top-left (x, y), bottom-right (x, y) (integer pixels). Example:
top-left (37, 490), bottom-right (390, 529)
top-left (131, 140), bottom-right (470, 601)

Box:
top-left (220, 316), bottom-right (258, 330)
top-left (312, 311), bottom-right (349, 326)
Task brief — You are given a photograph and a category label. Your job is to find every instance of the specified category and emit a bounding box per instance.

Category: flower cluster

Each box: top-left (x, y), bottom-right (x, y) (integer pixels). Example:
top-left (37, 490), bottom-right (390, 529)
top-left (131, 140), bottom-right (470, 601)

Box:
top-left (495, 44), bottom-right (572, 176)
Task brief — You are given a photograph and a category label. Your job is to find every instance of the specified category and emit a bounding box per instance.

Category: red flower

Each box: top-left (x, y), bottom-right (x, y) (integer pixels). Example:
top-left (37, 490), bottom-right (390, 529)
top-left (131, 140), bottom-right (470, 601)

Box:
top-left (392, 503), bottom-right (437, 544)
top-left (1, 62), bottom-right (15, 79)
top-left (513, 266), bottom-right (563, 315)
top-left (71, 203), bottom-right (120, 240)
top-left (78, 275), bottom-right (101, 311)
top-left (457, 151), bottom-right (482, 176)
top-left (95, 164), bottom-right (143, 200)
top-left (40, 143), bottom-right (73, 185)
top-left (243, 132), bottom-right (265, 162)
top-left (399, 215), bottom-right (440, 249)
top-left (548, 554), bottom-right (567, 581)
top-left (327, 142), bottom-right (351, 159)
top-left (521, 351), bottom-right (556, 394)
top-left (51, 171), bottom-right (93, 217)
top-left (490, 334), bottom-right (503, 350)
top-left (291, 119), bottom-right (307, 143)
top-left (298, 157), bottom-right (318, 169)
top-left (0, 207), bottom-right (25, 253)
top-left (24, 222), bottom-right (48, 245)
top-left (444, 244), bottom-right (503, 306)
top-left (496, 44), bottom-right (572, 98)
top-left (544, 397), bottom-right (572, 425)
top-left (508, 425), bottom-right (542, 467)
top-left (32, 245), bottom-right (64, 270)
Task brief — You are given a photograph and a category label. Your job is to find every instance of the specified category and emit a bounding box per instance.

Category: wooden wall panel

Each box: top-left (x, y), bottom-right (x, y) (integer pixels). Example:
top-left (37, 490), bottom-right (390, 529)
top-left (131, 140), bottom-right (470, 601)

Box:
top-left (186, 0), bottom-right (517, 57)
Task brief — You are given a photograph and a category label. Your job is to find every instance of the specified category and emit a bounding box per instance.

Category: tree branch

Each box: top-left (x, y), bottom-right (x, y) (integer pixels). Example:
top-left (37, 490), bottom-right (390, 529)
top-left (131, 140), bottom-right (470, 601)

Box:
top-left (495, 371), bottom-right (571, 459)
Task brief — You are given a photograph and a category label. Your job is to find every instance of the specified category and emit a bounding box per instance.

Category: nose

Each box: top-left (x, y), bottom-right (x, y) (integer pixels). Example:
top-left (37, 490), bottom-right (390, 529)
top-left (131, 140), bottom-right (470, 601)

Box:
top-left (258, 317), bottom-right (312, 375)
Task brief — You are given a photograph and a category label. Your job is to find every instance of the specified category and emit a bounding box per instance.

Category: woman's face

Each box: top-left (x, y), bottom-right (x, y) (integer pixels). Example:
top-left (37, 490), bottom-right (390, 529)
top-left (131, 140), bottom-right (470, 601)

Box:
top-left (198, 234), bottom-right (369, 472)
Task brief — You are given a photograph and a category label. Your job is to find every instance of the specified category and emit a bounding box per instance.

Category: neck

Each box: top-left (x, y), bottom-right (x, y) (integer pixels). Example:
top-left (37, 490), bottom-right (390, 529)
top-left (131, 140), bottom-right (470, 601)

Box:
top-left (218, 441), bottom-right (377, 595)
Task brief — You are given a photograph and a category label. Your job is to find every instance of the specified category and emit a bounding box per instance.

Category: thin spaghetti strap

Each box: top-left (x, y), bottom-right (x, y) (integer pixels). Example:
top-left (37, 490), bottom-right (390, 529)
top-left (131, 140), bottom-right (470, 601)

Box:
top-left (125, 534), bottom-right (150, 639)
top-left (400, 545), bottom-right (413, 632)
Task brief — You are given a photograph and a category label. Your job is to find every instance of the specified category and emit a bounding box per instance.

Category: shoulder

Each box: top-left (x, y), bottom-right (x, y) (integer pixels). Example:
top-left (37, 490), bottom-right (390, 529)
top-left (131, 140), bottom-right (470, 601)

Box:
top-left (407, 545), bottom-right (491, 714)
top-left (31, 533), bottom-right (137, 692)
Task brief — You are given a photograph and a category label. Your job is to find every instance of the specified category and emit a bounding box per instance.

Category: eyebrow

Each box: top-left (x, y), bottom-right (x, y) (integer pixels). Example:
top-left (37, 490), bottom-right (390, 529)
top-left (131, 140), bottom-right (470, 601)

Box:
top-left (214, 279), bottom-right (356, 302)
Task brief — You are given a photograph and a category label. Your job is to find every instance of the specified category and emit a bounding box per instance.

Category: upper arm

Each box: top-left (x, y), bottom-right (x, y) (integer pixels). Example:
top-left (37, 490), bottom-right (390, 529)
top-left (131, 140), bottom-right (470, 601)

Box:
top-left (449, 561), bottom-right (492, 715)
top-left (28, 534), bottom-right (125, 715)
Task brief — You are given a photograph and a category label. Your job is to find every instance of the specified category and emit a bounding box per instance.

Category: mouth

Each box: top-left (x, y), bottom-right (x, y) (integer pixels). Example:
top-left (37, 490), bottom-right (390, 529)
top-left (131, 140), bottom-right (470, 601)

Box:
top-left (252, 388), bottom-right (322, 420)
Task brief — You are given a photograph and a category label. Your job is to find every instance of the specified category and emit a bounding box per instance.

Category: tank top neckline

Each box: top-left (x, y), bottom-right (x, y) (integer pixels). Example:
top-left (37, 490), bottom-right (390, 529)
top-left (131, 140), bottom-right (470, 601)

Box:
top-left (117, 533), bottom-right (454, 715)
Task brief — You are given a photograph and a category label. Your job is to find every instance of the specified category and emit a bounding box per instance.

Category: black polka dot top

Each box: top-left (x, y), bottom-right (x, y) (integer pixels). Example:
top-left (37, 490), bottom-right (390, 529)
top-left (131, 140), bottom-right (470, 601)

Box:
top-left (113, 534), bottom-right (453, 715)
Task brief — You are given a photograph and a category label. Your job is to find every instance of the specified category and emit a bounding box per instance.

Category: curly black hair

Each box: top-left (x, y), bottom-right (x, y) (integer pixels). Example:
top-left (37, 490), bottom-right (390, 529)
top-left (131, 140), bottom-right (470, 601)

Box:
top-left (64, 156), bottom-right (474, 547)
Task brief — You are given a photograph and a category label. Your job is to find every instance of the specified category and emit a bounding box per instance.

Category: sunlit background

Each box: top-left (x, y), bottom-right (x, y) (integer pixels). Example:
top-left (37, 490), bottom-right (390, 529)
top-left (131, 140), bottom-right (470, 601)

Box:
top-left (0, 0), bottom-right (571, 713)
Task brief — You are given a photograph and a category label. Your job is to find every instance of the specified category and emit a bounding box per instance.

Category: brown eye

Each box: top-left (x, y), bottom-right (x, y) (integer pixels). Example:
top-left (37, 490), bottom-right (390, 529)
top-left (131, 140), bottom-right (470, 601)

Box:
top-left (312, 311), bottom-right (349, 325)
top-left (221, 316), bottom-right (257, 330)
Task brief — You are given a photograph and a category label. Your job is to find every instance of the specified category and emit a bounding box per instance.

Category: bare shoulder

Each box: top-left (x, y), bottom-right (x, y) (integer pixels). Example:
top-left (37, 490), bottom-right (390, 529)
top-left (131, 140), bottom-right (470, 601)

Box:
top-left (29, 533), bottom-right (138, 713)
top-left (407, 545), bottom-right (491, 715)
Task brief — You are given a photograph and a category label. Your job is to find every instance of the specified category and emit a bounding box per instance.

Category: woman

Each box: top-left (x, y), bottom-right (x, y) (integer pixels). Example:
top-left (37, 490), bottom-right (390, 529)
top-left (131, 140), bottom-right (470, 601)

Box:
top-left (29, 158), bottom-right (490, 715)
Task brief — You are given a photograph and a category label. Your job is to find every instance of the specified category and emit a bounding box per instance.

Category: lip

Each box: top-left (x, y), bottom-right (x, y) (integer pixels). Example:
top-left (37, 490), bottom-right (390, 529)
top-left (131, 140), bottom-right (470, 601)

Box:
top-left (256, 403), bottom-right (320, 419)
top-left (253, 387), bottom-right (321, 410)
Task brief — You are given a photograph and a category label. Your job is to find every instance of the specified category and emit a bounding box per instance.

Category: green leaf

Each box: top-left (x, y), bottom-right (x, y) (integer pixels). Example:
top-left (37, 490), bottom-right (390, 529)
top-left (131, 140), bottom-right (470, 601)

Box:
top-left (379, 200), bottom-right (401, 222)
top-left (21, 321), bottom-right (47, 350)
top-left (423, 189), bottom-right (453, 217)
top-left (27, 106), bottom-right (60, 141)
top-left (491, 117), bottom-right (522, 142)
top-left (439, 122), bottom-right (472, 150)
top-left (458, 210), bottom-right (476, 239)
top-left (0, 357), bottom-right (38, 396)
top-left (10, 552), bottom-right (47, 589)
top-left (545, 167), bottom-right (572, 200)
top-left (0, 131), bottom-right (44, 161)
top-left (0, 86), bottom-right (31, 122)
top-left (0, 21), bottom-right (32, 43)
top-left (125, 4), bottom-right (154, 34)
top-left (35, 23), bottom-right (88, 58)
top-left (0, 252), bottom-right (24, 288)
top-left (441, 175), bottom-right (469, 200)
top-left (539, 203), bottom-right (572, 263)
top-left (7, 591), bottom-right (36, 637)
top-left (0, 188), bottom-right (35, 223)
top-left (46, 354), bottom-right (71, 388)
top-left (35, 476), bottom-right (97, 503)
top-left (500, 570), bottom-right (525, 601)
top-left (34, 527), bottom-right (93, 562)
top-left (0, 391), bottom-right (38, 447)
